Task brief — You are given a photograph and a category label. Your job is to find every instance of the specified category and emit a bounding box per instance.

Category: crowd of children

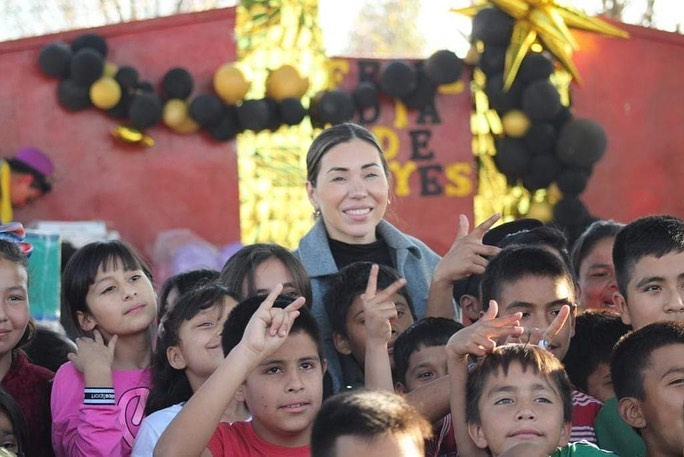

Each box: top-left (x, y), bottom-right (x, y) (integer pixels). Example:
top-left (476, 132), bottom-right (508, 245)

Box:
top-left (2, 123), bottom-right (684, 457)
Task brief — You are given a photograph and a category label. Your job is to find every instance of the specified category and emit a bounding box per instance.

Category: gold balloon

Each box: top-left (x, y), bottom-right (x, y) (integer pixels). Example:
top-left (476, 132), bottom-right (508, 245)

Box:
top-left (173, 115), bottom-right (200, 134)
top-left (90, 77), bottom-right (121, 110)
top-left (163, 99), bottom-right (189, 129)
top-left (265, 64), bottom-right (309, 101)
top-left (502, 110), bottom-right (531, 137)
top-left (213, 64), bottom-right (250, 104)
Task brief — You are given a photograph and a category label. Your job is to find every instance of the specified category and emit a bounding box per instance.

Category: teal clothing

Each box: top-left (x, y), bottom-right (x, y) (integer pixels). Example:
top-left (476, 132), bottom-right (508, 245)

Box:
top-left (594, 397), bottom-right (645, 457)
top-left (552, 441), bottom-right (618, 456)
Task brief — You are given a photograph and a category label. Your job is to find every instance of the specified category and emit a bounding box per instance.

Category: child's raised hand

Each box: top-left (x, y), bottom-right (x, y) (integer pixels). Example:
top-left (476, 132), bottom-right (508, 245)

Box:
top-left (240, 284), bottom-right (305, 359)
top-left (362, 264), bottom-right (407, 345)
top-left (446, 301), bottom-right (524, 361)
top-left (433, 214), bottom-right (502, 285)
top-left (68, 329), bottom-right (117, 386)
top-left (505, 304), bottom-right (571, 350)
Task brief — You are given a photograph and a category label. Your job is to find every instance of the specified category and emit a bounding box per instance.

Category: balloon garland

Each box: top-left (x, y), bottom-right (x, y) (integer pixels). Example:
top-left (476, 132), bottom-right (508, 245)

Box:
top-left (37, 32), bottom-right (465, 147)
top-left (456, 2), bottom-right (627, 242)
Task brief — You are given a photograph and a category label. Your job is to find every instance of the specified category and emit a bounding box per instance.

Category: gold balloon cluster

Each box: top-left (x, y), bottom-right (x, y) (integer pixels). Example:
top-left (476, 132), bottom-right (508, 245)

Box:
top-left (235, 0), bottom-right (328, 248)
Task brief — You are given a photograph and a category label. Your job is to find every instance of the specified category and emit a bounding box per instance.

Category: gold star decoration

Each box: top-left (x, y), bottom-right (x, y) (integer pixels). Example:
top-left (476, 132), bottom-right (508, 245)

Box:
top-left (454, 0), bottom-right (628, 90)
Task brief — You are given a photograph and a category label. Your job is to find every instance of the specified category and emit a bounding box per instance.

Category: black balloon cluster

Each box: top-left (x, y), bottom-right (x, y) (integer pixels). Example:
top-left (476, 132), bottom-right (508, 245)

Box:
top-left (473, 7), bottom-right (608, 238)
top-left (37, 32), bottom-right (466, 143)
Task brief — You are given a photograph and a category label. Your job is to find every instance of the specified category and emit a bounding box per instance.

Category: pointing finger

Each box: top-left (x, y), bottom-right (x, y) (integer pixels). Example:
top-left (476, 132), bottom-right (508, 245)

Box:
top-left (542, 305), bottom-right (571, 342)
top-left (470, 213), bottom-right (501, 240)
top-left (258, 283), bottom-right (284, 314)
top-left (481, 300), bottom-right (499, 321)
top-left (455, 214), bottom-right (470, 241)
top-left (365, 264), bottom-right (379, 299)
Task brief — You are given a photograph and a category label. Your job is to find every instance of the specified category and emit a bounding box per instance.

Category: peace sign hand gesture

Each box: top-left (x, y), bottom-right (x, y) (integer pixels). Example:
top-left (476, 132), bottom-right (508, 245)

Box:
top-left (363, 264), bottom-right (407, 346)
top-left (446, 300), bottom-right (524, 361)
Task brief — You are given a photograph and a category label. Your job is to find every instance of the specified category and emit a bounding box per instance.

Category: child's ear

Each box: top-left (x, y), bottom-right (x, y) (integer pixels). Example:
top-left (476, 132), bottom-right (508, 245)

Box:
top-left (613, 292), bottom-right (632, 326)
top-left (332, 332), bottom-right (352, 355)
top-left (558, 421), bottom-right (572, 447)
top-left (460, 295), bottom-right (482, 322)
top-left (618, 397), bottom-right (647, 429)
top-left (76, 310), bottom-right (97, 332)
top-left (467, 422), bottom-right (489, 450)
top-left (166, 345), bottom-right (187, 370)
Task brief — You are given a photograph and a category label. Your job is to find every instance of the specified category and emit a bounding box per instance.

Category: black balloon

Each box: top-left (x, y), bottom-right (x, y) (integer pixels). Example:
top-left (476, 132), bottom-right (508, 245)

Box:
top-left (556, 118), bottom-right (607, 169)
top-left (38, 41), bottom-right (72, 79)
top-left (495, 138), bottom-right (531, 178)
top-left (424, 50), bottom-right (463, 85)
top-left (518, 52), bottom-right (553, 84)
top-left (189, 94), bottom-right (223, 127)
top-left (523, 123), bottom-right (556, 155)
top-left (208, 105), bottom-right (240, 141)
top-left (472, 7), bottom-right (514, 46)
top-left (353, 82), bottom-right (379, 110)
top-left (136, 81), bottom-right (155, 93)
top-left (106, 91), bottom-right (131, 119)
top-left (70, 49), bottom-right (104, 86)
top-left (401, 69), bottom-right (436, 110)
top-left (237, 99), bottom-right (272, 132)
top-left (316, 90), bottom-right (355, 125)
top-left (71, 33), bottom-right (108, 57)
top-left (486, 73), bottom-right (523, 112)
top-left (552, 106), bottom-right (573, 130)
top-left (162, 68), bottom-right (194, 100)
top-left (523, 154), bottom-right (562, 191)
top-left (115, 66), bottom-right (139, 91)
top-left (57, 79), bottom-right (91, 111)
top-left (553, 196), bottom-right (589, 227)
top-left (279, 98), bottom-right (307, 126)
top-left (556, 168), bottom-right (590, 196)
top-left (521, 80), bottom-right (562, 122)
top-left (128, 93), bottom-right (162, 130)
top-left (479, 46), bottom-right (506, 76)
top-left (380, 61), bottom-right (417, 98)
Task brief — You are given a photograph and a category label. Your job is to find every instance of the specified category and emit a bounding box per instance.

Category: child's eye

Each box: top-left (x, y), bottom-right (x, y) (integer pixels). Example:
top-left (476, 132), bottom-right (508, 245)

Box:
top-left (549, 308), bottom-right (562, 317)
top-left (130, 274), bottom-right (142, 281)
top-left (331, 176), bottom-right (345, 182)
top-left (265, 366), bottom-right (282, 375)
top-left (417, 371), bottom-right (433, 380)
top-left (1, 440), bottom-right (17, 451)
top-left (668, 377), bottom-right (684, 386)
top-left (101, 285), bottom-right (115, 294)
top-left (365, 172), bottom-right (379, 179)
top-left (494, 397), bottom-right (514, 405)
top-left (196, 321), bottom-right (214, 328)
top-left (534, 396), bottom-right (553, 404)
top-left (644, 284), bottom-right (661, 292)
top-left (8, 294), bottom-right (26, 302)
top-left (301, 362), bottom-right (315, 370)
top-left (520, 312), bottom-right (531, 319)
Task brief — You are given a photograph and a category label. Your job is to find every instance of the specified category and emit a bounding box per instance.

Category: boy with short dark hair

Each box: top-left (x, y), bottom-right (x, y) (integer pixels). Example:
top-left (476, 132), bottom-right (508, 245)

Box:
top-left (310, 389), bottom-right (433, 457)
top-left (480, 245), bottom-right (603, 444)
top-left (154, 288), bottom-right (324, 456)
top-left (563, 310), bottom-right (630, 402)
top-left (325, 262), bottom-right (415, 390)
top-left (595, 215), bottom-right (684, 456)
top-left (445, 306), bottom-right (615, 457)
top-left (392, 317), bottom-right (464, 456)
top-left (611, 321), bottom-right (684, 457)
top-left (612, 215), bottom-right (684, 330)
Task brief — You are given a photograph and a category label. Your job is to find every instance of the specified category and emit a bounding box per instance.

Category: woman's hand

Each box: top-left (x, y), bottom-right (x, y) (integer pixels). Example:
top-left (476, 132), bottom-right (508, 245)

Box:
top-left (433, 213), bottom-right (502, 285)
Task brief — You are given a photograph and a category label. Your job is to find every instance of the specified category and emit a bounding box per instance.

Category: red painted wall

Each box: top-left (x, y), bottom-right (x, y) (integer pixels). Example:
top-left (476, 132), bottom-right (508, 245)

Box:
top-left (573, 23), bottom-right (684, 221)
top-left (0, 8), bottom-right (240, 258)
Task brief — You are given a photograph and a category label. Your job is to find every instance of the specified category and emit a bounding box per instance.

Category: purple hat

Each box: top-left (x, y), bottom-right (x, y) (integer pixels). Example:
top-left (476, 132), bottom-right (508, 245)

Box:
top-left (12, 147), bottom-right (54, 178)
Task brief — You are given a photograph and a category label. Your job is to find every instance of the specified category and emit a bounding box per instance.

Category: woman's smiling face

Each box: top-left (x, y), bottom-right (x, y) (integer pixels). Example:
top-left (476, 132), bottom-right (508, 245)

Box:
top-left (307, 139), bottom-right (389, 245)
